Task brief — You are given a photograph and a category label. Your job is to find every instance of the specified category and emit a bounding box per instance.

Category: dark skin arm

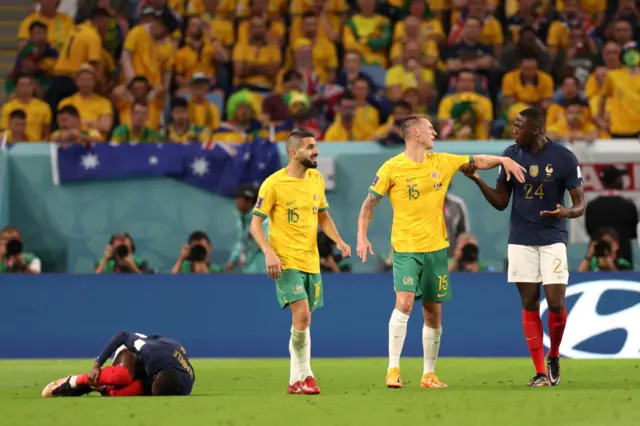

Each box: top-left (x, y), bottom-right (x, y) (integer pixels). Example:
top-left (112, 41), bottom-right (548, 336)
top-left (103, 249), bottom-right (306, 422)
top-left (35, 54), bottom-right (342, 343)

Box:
top-left (540, 187), bottom-right (585, 219)
top-left (463, 169), bottom-right (512, 211)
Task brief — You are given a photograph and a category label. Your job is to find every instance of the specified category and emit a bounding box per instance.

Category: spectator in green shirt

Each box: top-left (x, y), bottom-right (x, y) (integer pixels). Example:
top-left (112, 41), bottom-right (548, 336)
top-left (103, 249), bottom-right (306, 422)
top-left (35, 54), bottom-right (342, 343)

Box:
top-left (172, 231), bottom-right (223, 274)
top-left (111, 101), bottom-right (160, 143)
top-left (0, 226), bottom-right (41, 273)
top-left (448, 233), bottom-right (493, 272)
top-left (95, 232), bottom-right (149, 274)
top-left (578, 228), bottom-right (632, 272)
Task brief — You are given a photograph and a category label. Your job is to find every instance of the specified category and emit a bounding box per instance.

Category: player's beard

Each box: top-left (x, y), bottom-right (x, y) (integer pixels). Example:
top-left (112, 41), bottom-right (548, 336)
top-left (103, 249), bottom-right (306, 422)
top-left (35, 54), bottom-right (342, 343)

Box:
top-left (300, 157), bottom-right (318, 169)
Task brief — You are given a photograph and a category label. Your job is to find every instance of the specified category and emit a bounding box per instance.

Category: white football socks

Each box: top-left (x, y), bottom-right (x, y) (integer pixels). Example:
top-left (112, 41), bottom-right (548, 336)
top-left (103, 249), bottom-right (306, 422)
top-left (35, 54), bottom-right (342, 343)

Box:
top-left (290, 327), bottom-right (312, 384)
top-left (388, 309), bottom-right (409, 369)
top-left (422, 325), bottom-right (442, 375)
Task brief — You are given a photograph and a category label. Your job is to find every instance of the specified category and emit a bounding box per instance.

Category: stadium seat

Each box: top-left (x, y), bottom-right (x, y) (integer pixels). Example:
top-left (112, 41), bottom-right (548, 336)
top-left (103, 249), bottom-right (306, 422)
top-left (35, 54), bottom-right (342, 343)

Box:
top-left (360, 65), bottom-right (386, 90)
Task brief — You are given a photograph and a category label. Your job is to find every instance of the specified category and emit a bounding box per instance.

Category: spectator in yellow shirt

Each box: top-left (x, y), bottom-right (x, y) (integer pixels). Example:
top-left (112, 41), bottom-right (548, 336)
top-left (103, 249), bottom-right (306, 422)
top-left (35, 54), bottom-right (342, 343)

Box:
top-left (175, 15), bottom-right (228, 96)
top-left (389, 16), bottom-right (439, 69)
top-left (343, 0), bottom-right (392, 67)
top-left (502, 56), bottom-right (554, 111)
top-left (598, 47), bottom-right (640, 138)
top-left (449, 0), bottom-right (505, 57)
top-left (287, 12), bottom-right (339, 84)
top-left (372, 100), bottom-right (413, 145)
top-left (18, 0), bottom-right (74, 52)
top-left (187, 73), bottom-right (221, 133)
top-left (237, 0), bottom-right (285, 47)
top-left (232, 16), bottom-right (282, 92)
top-left (112, 76), bottom-right (164, 131)
top-left (386, 40), bottom-right (435, 104)
top-left (584, 42), bottom-right (622, 99)
top-left (547, 0), bottom-right (596, 59)
top-left (235, 0), bottom-right (289, 20)
top-left (556, 0), bottom-right (606, 23)
top-left (353, 77), bottom-right (380, 139)
top-left (58, 65), bottom-right (113, 134)
top-left (546, 76), bottom-right (590, 128)
top-left (1, 74), bottom-right (51, 141)
top-left (547, 100), bottom-right (598, 141)
top-left (0, 110), bottom-right (29, 144)
top-left (47, 9), bottom-right (110, 116)
top-left (289, 0), bottom-right (348, 45)
top-left (325, 93), bottom-right (369, 141)
top-left (586, 67), bottom-right (613, 137)
top-left (438, 69), bottom-right (494, 140)
top-left (164, 97), bottom-right (205, 143)
top-left (50, 105), bottom-right (104, 143)
top-left (121, 8), bottom-right (179, 89)
top-left (201, 0), bottom-right (235, 51)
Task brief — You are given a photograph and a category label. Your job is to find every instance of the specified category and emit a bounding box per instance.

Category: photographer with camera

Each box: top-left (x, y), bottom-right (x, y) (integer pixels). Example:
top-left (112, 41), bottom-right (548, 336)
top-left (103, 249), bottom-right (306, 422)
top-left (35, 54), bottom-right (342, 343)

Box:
top-left (578, 227), bottom-right (632, 272)
top-left (172, 231), bottom-right (222, 274)
top-left (448, 233), bottom-right (493, 273)
top-left (224, 184), bottom-right (267, 274)
top-left (95, 233), bottom-right (149, 274)
top-left (0, 226), bottom-right (41, 273)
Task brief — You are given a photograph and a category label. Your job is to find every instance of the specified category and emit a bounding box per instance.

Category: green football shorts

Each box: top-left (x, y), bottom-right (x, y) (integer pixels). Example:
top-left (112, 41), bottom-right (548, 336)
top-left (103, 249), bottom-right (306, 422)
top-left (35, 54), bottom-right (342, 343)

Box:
top-left (275, 269), bottom-right (324, 311)
top-left (392, 249), bottom-right (451, 302)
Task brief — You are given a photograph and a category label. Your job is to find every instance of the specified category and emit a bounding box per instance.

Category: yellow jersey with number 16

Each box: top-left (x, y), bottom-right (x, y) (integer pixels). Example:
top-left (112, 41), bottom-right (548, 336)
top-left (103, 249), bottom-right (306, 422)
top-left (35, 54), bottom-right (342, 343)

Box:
top-left (369, 152), bottom-right (471, 253)
top-left (253, 168), bottom-right (329, 274)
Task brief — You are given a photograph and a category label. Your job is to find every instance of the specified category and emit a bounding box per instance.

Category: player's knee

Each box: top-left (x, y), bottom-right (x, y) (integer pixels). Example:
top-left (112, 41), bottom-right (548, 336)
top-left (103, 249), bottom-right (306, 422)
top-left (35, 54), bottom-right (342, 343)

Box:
top-left (547, 303), bottom-right (565, 314)
top-left (292, 311), bottom-right (311, 329)
top-left (521, 298), bottom-right (540, 312)
top-left (395, 293), bottom-right (414, 315)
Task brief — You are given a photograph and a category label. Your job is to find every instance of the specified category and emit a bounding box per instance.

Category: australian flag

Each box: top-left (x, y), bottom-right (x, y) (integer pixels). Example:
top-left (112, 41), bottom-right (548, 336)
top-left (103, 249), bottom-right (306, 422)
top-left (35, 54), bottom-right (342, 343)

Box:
top-left (51, 140), bottom-right (281, 197)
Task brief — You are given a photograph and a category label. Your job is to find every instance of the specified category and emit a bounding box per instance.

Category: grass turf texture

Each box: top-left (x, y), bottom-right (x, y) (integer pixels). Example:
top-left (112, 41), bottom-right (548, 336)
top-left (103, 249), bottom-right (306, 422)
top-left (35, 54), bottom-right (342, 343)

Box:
top-left (1, 358), bottom-right (638, 426)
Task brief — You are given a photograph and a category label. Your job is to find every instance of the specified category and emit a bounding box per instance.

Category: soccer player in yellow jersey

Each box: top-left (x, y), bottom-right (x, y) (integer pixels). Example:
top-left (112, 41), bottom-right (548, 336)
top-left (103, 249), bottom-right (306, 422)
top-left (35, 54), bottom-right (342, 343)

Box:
top-left (357, 115), bottom-right (525, 389)
top-left (251, 130), bottom-right (351, 395)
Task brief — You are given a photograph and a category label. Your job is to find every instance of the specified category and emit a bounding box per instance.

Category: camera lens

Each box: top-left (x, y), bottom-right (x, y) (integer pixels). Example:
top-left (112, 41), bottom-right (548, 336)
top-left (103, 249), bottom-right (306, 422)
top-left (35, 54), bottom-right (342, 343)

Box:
top-left (115, 244), bottom-right (129, 258)
top-left (6, 239), bottom-right (23, 257)
top-left (189, 244), bottom-right (207, 262)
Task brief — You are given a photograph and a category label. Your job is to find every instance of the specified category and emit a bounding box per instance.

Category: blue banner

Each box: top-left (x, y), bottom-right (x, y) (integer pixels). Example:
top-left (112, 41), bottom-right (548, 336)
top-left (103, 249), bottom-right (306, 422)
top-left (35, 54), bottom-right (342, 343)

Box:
top-left (1, 273), bottom-right (638, 359)
top-left (53, 140), bottom-right (281, 197)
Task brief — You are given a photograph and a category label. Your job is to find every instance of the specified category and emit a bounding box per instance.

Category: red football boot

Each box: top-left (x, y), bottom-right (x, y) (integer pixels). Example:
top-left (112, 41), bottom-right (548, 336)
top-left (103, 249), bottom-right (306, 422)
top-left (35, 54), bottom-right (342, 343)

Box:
top-left (287, 381), bottom-right (304, 394)
top-left (301, 376), bottom-right (321, 395)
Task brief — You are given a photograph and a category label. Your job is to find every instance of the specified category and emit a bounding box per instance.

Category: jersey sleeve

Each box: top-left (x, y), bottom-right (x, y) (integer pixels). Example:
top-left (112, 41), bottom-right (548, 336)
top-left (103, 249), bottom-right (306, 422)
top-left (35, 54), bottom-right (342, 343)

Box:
top-left (564, 151), bottom-right (583, 190)
top-left (319, 174), bottom-right (329, 212)
top-left (439, 153), bottom-right (471, 179)
top-left (369, 162), bottom-right (392, 198)
top-left (253, 178), bottom-right (276, 219)
top-left (86, 31), bottom-right (103, 63)
top-left (95, 330), bottom-right (145, 366)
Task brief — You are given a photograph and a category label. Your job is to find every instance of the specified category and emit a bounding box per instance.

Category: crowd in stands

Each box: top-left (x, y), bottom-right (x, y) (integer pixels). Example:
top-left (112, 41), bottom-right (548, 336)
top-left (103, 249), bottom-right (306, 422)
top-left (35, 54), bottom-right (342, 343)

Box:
top-left (1, 0), bottom-right (639, 145)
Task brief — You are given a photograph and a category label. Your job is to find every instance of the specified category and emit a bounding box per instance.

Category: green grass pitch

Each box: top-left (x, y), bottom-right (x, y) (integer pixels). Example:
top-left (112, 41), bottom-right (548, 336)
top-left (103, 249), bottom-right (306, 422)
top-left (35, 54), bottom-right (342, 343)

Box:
top-left (1, 358), bottom-right (639, 426)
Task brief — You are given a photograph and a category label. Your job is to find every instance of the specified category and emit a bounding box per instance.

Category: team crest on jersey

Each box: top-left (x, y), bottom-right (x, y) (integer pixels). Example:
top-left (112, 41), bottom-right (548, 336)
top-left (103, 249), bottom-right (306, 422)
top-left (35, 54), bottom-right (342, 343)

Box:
top-left (256, 197), bottom-right (263, 208)
top-left (293, 285), bottom-right (303, 294)
top-left (313, 194), bottom-right (320, 200)
top-left (432, 171), bottom-right (441, 179)
top-left (434, 182), bottom-right (443, 190)
top-left (313, 206), bottom-right (319, 213)
top-left (529, 165), bottom-right (539, 177)
top-left (545, 164), bottom-right (553, 177)
top-left (403, 276), bottom-right (414, 285)
top-left (372, 175), bottom-right (379, 186)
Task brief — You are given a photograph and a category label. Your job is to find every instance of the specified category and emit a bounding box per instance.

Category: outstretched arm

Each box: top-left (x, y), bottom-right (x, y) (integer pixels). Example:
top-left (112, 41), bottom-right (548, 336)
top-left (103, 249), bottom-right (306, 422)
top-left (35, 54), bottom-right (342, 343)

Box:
top-left (357, 193), bottom-right (381, 262)
top-left (471, 155), bottom-right (526, 183)
top-left (467, 172), bottom-right (512, 211)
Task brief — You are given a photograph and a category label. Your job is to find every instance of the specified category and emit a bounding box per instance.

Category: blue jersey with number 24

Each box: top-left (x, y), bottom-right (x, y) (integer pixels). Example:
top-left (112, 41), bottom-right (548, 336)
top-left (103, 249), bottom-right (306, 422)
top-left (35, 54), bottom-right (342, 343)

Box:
top-left (498, 140), bottom-right (582, 246)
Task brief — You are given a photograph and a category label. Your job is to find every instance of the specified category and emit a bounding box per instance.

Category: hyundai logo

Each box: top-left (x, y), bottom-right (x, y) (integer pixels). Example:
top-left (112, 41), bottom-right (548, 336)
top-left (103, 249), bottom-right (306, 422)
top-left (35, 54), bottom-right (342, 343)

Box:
top-left (540, 280), bottom-right (640, 359)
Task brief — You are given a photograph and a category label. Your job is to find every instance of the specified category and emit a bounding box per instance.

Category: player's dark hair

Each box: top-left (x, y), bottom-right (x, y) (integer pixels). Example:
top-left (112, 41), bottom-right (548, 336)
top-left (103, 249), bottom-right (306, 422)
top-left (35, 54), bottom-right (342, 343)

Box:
top-left (286, 129), bottom-right (316, 151)
top-left (563, 75), bottom-right (580, 87)
top-left (354, 76), bottom-right (370, 86)
top-left (109, 232), bottom-right (136, 252)
top-left (152, 370), bottom-right (184, 396)
top-left (91, 7), bottom-right (111, 20)
top-left (518, 107), bottom-right (545, 129)
top-left (236, 183), bottom-right (259, 203)
top-left (188, 231), bottom-right (210, 244)
top-left (564, 98), bottom-right (584, 108)
top-left (464, 15), bottom-right (483, 26)
top-left (400, 114), bottom-right (430, 138)
top-left (393, 100), bottom-right (412, 111)
top-left (521, 54), bottom-right (538, 63)
top-left (58, 105), bottom-right (80, 118)
top-left (14, 73), bottom-right (32, 85)
top-left (594, 227), bottom-right (620, 242)
top-left (283, 70), bottom-right (302, 82)
top-left (129, 76), bottom-right (150, 89)
top-left (29, 21), bottom-right (47, 33)
top-left (9, 109), bottom-right (27, 121)
top-left (171, 96), bottom-right (189, 110)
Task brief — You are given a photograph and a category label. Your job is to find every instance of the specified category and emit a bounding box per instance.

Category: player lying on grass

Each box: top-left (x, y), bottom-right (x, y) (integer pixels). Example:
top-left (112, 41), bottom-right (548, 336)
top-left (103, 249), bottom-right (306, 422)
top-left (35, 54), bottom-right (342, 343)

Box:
top-left (357, 114), bottom-right (526, 389)
top-left (464, 108), bottom-right (585, 387)
top-left (42, 330), bottom-right (195, 397)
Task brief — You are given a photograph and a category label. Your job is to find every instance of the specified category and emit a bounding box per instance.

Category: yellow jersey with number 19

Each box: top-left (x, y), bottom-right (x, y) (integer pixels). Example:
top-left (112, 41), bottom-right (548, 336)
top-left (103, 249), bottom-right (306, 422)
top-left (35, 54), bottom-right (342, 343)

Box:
top-left (369, 152), bottom-right (471, 253)
top-left (253, 168), bottom-right (329, 274)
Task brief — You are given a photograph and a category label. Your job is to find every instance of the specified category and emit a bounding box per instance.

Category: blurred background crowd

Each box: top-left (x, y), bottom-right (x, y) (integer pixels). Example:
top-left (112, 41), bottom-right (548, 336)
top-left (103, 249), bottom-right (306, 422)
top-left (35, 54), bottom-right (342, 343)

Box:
top-left (0, 0), bottom-right (639, 145)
